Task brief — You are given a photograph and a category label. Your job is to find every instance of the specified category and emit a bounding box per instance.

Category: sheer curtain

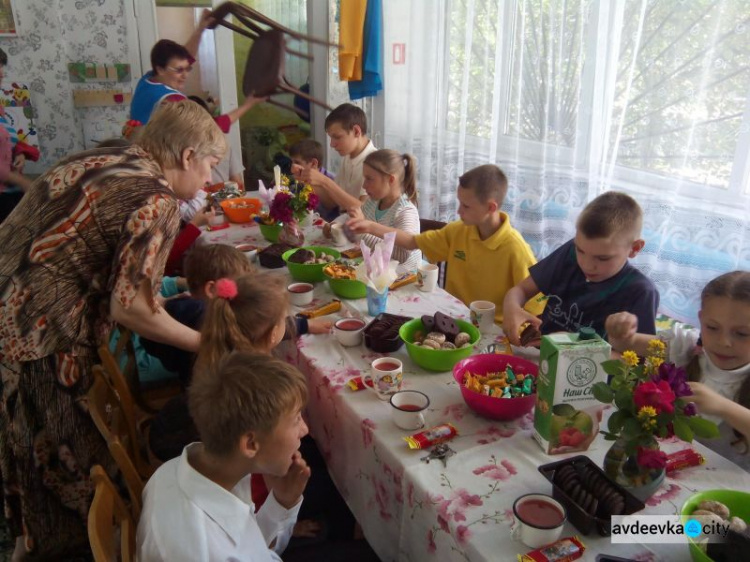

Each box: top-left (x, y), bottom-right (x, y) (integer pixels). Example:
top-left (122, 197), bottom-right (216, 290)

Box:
top-left (382, 0), bottom-right (750, 324)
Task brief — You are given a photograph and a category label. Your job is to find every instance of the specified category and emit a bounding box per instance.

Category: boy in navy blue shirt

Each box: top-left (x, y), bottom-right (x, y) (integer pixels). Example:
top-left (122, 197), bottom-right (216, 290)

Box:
top-left (503, 191), bottom-right (659, 344)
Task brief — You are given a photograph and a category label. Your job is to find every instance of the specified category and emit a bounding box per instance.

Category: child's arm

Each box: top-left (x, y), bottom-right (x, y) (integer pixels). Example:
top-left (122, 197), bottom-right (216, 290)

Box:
top-left (346, 217), bottom-right (419, 250)
top-left (688, 382), bottom-right (750, 439)
top-left (502, 277), bottom-right (543, 346)
top-left (604, 312), bottom-right (653, 354)
top-left (296, 166), bottom-right (358, 211)
top-left (259, 452), bottom-right (310, 553)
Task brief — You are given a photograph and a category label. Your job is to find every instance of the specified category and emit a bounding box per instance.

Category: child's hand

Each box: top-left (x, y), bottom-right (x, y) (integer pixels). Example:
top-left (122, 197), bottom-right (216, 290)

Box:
top-left (687, 382), bottom-right (729, 417)
top-left (298, 167), bottom-right (326, 187)
top-left (502, 307), bottom-right (542, 346)
top-left (346, 216), bottom-right (373, 234)
top-left (605, 312), bottom-right (638, 351)
top-left (191, 207), bottom-right (215, 228)
top-left (307, 319), bottom-right (333, 334)
top-left (291, 163), bottom-right (305, 181)
top-left (264, 451), bottom-right (311, 509)
top-left (346, 205), bottom-right (364, 222)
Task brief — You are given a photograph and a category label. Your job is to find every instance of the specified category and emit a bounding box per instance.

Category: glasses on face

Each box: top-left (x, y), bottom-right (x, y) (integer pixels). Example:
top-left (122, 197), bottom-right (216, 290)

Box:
top-left (167, 65), bottom-right (193, 75)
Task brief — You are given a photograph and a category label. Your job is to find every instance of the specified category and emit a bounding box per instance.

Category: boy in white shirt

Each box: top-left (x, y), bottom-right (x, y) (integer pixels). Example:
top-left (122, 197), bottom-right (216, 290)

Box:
top-left (296, 103), bottom-right (377, 215)
top-left (137, 352), bottom-right (310, 561)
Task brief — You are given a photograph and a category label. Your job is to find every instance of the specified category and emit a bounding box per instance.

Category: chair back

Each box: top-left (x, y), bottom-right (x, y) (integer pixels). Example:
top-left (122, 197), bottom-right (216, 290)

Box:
top-left (88, 465), bottom-right (136, 562)
top-left (418, 219), bottom-right (449, 288)
top-left (99, 328), bottom-right (141, 422)
top-left (88, 365), bottom-right (146, 519)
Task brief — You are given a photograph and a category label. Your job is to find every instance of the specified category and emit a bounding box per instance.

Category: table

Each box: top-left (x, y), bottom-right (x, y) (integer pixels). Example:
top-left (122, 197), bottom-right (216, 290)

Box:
top-left (204, 221), bottom-right (750, 562)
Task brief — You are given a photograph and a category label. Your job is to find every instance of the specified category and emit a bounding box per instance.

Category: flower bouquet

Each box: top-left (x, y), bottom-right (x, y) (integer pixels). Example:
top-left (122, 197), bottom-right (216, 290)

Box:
top-left (257, 173), bottom-right (319, 245)
top-left (592, 340), bottom-right (719, 497)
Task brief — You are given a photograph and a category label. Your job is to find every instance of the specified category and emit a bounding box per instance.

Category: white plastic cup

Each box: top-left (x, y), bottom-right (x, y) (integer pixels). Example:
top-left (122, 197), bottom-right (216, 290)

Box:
top-left (470, 300), bottom-right (496, 332)
top-left (417, 263), bottom-right (439, 292)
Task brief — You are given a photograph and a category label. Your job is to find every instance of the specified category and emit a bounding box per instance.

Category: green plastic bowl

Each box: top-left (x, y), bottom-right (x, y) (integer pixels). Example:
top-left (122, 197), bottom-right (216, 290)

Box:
top-left (681, 489), bottom-right (750, 562)
top-left (259, 223), bottom-right (282, 243)
top-left (325, 273), bottom-right (367, 299)
top-left (399, 318), bottom-right (480, 372)
top-left (282, 246), bottom-right (342, 283)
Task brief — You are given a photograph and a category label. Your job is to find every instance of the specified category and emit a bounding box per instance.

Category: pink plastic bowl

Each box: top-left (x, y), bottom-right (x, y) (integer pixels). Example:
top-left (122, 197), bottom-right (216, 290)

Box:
top-left (453, 353), bottom-right (538, 420)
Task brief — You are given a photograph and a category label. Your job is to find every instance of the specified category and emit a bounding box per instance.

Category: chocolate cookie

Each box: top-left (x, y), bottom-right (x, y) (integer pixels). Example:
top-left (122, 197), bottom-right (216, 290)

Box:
top-left (421, 315), bottom-right (435, 332)
top-left (434, 312), bottom-right (459, 342)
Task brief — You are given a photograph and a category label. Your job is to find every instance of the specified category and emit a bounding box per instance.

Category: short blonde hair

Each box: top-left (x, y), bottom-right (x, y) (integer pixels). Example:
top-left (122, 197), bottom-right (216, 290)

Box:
top-left (136, 100), bottom-right (227, 168)
top-left (188, 351), bottom-right (308, 457)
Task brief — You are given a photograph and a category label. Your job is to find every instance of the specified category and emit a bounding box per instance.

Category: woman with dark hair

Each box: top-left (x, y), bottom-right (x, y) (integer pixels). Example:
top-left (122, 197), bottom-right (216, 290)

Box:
top-left (0, 100), bottom-right (226, 559)
top-left (0, 47), bottom-right (32, 223)
top-left (130, 9), bottom-right (264, 132)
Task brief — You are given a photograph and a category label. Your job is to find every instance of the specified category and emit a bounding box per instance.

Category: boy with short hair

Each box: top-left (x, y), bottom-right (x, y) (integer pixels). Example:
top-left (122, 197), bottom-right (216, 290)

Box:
top-left (289, 139), bottom-right (338, 221)
top-left (348, 164), bottom-right (542, 323)
top-left (137, 351), bottom-right (310, 561)
top-left (296, 103), bottom-right (377, 214)
top-left (503, 191), bottom-right (659, 345)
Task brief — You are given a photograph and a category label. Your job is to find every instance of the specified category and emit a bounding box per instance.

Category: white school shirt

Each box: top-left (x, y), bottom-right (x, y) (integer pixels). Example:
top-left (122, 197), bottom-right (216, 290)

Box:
top-left (137, 443), bottom-right (300, 561)
top-left (662, 323), bottom-right (750, 470)
top-left (335, 140), bottom-right (377, 200)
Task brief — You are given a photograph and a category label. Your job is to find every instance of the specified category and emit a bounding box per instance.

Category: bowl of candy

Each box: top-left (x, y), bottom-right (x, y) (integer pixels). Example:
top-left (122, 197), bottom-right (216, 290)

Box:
top-left (323, 262), bottom-right (367, 299)
top-left (681, 489), bottom-right (750, 562)
top-left (399, 312), bottom-right (480, 372)
top-left (282, 246), bottom-right (341, 283)
top-left (219, 197), bottom-right (262, 223)
top-left (453, 353), bottom-right (538, 420)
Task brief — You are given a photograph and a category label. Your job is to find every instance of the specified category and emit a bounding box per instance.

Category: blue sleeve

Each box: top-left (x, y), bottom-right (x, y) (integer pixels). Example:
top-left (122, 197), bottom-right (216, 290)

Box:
top-left (160, 276), bottom-right (182, 298)
top-left (529, 240), bottom-right (573, 295)
top-left (629, 278), bottom-right (660, 335)
top-left (294, 316), bottom-right (309, 336)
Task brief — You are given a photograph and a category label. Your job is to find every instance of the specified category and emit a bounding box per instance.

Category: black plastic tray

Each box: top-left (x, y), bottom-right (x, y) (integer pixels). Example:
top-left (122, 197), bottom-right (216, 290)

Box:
top-left (363, 313), bottom-right (412, 353)
top-left (538, 455), bottom-right (645, 536)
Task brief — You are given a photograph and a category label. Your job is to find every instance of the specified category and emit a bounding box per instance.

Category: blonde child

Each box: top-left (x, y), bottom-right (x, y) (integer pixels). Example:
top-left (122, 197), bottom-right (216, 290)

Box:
top-left (137, 351), bottom-right (310, 560)
top-left (312, 149), bottom-right (421, 270)
top-left (607, 271), bottom-right (750, 468)
top-left (504, 191), bottom-right (659, 344)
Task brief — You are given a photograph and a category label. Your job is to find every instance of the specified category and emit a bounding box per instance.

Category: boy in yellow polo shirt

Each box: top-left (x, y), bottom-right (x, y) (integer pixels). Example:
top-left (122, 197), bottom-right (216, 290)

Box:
top-left (347, 164), bottom-right (541, 322)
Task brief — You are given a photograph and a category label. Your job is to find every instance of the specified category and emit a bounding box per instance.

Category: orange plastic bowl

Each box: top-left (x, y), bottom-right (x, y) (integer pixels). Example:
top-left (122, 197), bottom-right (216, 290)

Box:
top-left (453, 353), bottom-right (538, 420)
top-left (219, 197), bottom-right (262, 223)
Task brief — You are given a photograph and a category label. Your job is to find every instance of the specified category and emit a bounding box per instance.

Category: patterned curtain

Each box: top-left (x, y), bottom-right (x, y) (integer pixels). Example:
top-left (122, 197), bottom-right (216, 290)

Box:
top-left (380, 0), bottom-right (750, 324)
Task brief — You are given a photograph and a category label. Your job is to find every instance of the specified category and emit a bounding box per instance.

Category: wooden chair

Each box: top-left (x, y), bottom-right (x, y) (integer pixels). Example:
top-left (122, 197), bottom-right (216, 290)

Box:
top-left (419, 219), bottom-right (448, 288)
top-left (88, 465), bottom-right (136, 562)
top-left (208, 1), bottom-right (338, 117)
top-left (88, 364), bottom-right (149, 519)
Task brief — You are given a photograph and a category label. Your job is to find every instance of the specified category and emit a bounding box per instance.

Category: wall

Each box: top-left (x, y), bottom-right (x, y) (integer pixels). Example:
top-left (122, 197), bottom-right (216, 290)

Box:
top-left (0, 0), bottom-right (133, 174)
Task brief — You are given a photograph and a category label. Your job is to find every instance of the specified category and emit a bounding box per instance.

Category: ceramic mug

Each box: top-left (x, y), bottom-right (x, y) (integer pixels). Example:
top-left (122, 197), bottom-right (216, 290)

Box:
top-left (365, 357), bottom-right (403, 401)
top-left (390, 390), bottom-right (429, 430)
top-left (333, 318), bottom-right (366, 347)
top-left (287, 283), bottom-right (314, 306)
top-left (470, 300), bottom-right (496, 332)
top-left (511, 493), bottom-right (567, 548)
top-left (417, 263), bottom-right (439, 293)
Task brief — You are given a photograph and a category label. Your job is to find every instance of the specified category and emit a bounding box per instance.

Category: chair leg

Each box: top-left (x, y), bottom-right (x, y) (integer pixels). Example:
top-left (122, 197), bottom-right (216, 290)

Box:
top-left (277, 82), bottom-right (333, 111)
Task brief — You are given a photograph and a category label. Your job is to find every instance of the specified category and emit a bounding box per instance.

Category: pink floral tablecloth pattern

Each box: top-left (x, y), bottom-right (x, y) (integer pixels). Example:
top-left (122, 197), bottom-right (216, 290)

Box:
top-left (205, 222), bottom-right (750, 562)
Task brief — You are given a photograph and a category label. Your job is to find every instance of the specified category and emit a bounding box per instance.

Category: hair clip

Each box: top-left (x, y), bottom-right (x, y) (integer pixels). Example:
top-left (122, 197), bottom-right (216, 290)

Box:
top-left (215, 278), bottom-right (238, 300)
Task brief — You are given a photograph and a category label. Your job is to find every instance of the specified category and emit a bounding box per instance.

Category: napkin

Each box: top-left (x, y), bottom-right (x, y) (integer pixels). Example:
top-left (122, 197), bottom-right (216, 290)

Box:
top-left (356, 232), bottom-right (398, 293)
top-left (258, 179), bottom-right (279, 208)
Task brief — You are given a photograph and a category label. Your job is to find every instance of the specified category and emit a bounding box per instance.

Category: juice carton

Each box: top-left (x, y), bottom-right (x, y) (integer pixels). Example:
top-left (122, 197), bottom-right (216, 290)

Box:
top-left (533, 328), bottom-right (610, 454)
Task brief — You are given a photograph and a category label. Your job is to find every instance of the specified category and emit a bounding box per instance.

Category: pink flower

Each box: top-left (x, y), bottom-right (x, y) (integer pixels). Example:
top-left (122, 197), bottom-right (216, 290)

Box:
top-left (472, 464), bottom-right (513, 481)
top-left (437, 514), bottom-right (450, 533)
top-left (361, 418), bottom-right (376, 448)
top-left (442, 403), bottom-right (466, 421)
top-left (427, 530), bottom-right (437, 553)
top-left (637, 447), bottom-right (668, 469)
top-left (456, 525), bottom-right (472, 545)
top-left (634, 380), bottom-right (676, 414)
top-left (646, 483), bottom-right (681, 507)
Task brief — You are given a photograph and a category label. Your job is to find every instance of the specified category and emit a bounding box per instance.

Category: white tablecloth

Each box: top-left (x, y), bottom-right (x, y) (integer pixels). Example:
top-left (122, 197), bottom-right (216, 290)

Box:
top-left (204, 221), bottom-right (750, 562)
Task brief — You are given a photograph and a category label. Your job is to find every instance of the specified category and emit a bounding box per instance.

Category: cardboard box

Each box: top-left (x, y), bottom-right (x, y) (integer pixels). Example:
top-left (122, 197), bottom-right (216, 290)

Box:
top-left (534, 329), bottom-right (610, 454)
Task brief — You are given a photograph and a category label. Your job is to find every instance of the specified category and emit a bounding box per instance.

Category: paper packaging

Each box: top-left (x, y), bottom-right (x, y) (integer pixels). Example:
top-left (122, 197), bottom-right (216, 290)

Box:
top-left (533, 328), bottom-right (610, 455)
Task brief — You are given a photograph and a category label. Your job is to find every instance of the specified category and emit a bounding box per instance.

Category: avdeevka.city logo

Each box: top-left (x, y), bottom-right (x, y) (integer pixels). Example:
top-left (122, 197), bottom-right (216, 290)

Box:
top-left (611, 515), bottom-right (731, 544)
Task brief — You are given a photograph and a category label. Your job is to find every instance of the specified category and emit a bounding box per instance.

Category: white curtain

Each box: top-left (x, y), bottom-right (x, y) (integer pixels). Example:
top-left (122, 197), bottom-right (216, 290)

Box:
top-left (381, 0), bottom-right (750, 324)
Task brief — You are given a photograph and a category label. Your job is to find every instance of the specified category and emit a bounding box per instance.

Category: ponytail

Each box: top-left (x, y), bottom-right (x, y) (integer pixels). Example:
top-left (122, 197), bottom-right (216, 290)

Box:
top-left (195, 272), bottom-right (289, 376)
top-left (402, 153), bottom-right (418, 205)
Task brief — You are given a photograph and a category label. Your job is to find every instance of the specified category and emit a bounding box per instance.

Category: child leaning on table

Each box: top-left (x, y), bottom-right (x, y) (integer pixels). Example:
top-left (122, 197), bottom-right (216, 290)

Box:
top-left (503, 191), bottom-right (659, 345)
top-left (137, 351), bottom-right (310, 561)
top-left (290, 139), bottom-right (337, 222)
top-left (347, 164), bottom-right (542, 324)
top-left (607, 270), bottom-right (750, 470)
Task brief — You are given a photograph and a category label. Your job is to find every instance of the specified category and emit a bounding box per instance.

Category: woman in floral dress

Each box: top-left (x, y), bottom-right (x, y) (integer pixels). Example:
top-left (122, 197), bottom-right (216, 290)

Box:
top-left (0, 100), bottom-right (226, 559)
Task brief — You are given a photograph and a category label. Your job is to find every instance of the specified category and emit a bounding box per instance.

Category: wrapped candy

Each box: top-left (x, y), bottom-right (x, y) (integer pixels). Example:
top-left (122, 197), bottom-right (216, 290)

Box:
top-left (404, 423), bottom-right (458, 450)
top-left (518, 536), bottom-right (585, 562)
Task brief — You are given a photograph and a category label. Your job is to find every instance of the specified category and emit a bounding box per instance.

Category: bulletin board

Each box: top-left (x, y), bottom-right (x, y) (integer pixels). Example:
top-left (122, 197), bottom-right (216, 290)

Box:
top-left (0, 0), bottom-right (18, 36)
top-left (0, 82), bottom-right (38, 150)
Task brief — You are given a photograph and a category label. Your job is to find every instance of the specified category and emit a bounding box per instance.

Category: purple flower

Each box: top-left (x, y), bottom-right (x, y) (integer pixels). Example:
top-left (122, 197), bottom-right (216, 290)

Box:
top-left (683, 402), bottom-right (697, 416)
top-left (652, 362), bottom-right (692, 398)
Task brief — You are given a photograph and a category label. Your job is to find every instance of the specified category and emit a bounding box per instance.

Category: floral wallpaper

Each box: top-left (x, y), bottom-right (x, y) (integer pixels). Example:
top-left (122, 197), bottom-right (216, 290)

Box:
top-left (0, 0), bottom-right (132, 174)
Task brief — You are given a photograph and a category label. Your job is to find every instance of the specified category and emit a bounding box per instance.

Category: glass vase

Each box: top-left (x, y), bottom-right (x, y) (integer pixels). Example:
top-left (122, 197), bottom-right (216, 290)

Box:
top-left (602, 437), bottom-right (665, 502)
top-left (279, 219), bottom-right (305, 247)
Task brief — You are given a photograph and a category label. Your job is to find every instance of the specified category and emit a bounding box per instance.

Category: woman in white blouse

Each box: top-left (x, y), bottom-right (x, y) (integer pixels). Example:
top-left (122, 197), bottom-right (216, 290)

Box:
top-left (319, 149), bottom-right (422, 270)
